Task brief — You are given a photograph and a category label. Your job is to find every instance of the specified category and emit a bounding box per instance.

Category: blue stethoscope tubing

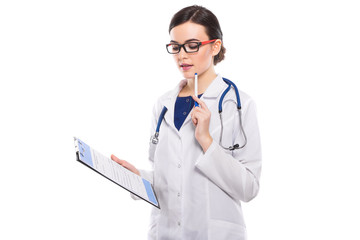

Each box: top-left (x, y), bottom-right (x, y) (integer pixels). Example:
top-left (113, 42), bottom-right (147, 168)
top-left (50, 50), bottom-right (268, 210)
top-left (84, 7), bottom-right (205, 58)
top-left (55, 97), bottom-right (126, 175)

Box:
top-left (219, 78), bottom-right (247, 150)
top-left (151, 78), bottom-right (247, 150)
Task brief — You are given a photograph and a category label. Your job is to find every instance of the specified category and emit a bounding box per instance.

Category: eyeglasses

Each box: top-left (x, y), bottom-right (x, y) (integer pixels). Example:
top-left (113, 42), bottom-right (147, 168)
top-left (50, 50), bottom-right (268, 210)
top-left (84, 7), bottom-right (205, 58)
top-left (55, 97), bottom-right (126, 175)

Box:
top-left (166, 39), bottom-right (217, 54)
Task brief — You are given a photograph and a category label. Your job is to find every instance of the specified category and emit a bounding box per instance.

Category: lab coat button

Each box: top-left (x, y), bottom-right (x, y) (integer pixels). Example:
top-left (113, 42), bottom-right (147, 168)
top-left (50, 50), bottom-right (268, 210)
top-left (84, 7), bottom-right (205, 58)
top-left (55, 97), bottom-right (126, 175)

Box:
top-left (178, 164), bottom-right (181, 168)
top-left (178, 222), bottom-right (181, 226)
top-left (177, 192), bottom-right (181, 197)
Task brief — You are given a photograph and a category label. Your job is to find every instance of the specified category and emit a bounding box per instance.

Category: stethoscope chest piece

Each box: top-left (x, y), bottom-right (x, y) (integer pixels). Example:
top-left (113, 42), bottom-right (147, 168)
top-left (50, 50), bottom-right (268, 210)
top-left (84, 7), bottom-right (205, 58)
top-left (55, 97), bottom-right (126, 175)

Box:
top-left (151, 132), bottom-right (159, 144)
top-left (150, 106), bottom-right (168, 145)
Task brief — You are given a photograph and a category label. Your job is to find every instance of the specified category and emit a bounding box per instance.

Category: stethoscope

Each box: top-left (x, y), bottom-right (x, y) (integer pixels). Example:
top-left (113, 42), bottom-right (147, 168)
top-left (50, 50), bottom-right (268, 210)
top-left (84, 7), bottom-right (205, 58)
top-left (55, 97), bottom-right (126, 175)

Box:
top-left (150, 78), bottom-right (247, 151)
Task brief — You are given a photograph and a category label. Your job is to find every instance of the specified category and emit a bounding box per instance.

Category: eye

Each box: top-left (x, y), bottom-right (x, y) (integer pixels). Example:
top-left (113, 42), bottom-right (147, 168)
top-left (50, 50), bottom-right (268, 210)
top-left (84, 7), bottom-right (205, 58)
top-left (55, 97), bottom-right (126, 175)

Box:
top-left (171, 44), bottom-right (180, 51)
top-left (187, 42), bottom-right (199, 50)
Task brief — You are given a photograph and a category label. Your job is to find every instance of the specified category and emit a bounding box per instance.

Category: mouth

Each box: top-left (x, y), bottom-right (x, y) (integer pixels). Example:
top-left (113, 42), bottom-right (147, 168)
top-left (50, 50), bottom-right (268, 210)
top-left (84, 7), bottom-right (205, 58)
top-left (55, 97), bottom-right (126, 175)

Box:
top-left (180, 63), bottom-right (193, 71)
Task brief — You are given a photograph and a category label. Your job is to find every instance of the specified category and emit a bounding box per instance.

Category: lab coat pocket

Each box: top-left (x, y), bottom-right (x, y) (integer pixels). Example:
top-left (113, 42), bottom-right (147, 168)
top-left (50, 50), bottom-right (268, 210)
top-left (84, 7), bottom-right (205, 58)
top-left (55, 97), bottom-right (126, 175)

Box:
top-left (208, 219), bottom-right (247, 240)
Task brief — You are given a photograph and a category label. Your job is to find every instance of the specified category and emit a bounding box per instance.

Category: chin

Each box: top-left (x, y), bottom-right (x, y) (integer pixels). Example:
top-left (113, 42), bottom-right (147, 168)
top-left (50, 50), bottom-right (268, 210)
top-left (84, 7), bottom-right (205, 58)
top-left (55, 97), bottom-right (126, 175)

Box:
top-left (181, 70), bottom-right (195, 79)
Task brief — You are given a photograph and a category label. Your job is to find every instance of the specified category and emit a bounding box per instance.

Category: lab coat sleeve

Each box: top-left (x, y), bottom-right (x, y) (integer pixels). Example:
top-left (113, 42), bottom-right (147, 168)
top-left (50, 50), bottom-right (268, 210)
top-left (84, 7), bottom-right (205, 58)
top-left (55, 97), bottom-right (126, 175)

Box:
top-left (195, 98), bottom-right (262, 202)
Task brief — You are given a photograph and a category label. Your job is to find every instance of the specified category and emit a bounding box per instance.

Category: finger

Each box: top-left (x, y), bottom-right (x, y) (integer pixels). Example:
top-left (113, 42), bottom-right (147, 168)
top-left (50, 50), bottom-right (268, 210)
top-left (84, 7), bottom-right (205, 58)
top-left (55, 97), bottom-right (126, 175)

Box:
top-left (192, 95), bottom-right (209, 111)
top-left (192, 94), bottom-right (201, 108)
top-left (111, 154), bottom-right (119, 162)
top-left (193, 110), bottom-right (209, 125)
top-left (122, 162), bottom-right (132, 171)
top-left (192, 112), bottom-right (207, 125)
top-left (191, 111), bottom-right (198, 125)
top-left (192, 105), bottom-right (207, 115)
top-left (191, 114), bottom-right (198, 125)
top-left (112, 155), bottom-right (131, 170)
top-left (111, 154), bottom-right (124, 165)
top-left (192, 107), bottom-right (209, 121)
top-left (111, 155), bottom-right (139, 175)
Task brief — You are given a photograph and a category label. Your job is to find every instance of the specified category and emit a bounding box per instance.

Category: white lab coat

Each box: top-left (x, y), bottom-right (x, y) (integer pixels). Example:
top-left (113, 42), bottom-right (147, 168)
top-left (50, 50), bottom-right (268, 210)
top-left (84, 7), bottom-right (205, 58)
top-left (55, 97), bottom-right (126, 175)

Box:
top-left (135, 74), bottom-right (262, 240)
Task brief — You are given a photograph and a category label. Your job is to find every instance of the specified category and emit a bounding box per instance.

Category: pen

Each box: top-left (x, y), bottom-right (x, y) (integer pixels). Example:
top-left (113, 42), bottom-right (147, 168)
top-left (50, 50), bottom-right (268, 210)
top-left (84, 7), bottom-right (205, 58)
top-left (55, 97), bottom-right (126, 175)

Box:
top-left (194, 73), bottom-right (199, 107)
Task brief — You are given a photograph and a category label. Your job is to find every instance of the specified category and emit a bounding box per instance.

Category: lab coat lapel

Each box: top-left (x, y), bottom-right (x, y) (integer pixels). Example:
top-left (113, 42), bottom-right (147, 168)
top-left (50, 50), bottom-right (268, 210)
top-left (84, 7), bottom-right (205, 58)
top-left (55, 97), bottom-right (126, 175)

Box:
top-left (161, 79), bottom-right (188, 134)
top-left (201, 74), bottom-right (228, 110)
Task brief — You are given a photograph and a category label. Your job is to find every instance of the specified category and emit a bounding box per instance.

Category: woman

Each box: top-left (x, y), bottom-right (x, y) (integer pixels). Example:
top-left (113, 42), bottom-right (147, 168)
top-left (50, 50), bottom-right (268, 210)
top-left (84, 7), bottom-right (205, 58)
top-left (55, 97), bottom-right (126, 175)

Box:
top-left (111, 5), bottom-right (261, 240)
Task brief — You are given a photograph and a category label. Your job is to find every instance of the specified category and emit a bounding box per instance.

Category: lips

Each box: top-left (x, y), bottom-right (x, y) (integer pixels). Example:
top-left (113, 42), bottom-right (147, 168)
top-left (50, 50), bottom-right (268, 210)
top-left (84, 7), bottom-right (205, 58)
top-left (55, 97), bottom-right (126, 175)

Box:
top-left (180, 63), bottom-right (193, 71)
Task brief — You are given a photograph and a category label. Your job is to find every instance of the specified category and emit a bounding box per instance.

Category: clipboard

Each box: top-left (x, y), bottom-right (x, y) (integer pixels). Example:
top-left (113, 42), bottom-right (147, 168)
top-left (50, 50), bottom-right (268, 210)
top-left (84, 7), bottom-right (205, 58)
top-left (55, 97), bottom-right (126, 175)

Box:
top-left (74, 137), bottom-right (160, 209)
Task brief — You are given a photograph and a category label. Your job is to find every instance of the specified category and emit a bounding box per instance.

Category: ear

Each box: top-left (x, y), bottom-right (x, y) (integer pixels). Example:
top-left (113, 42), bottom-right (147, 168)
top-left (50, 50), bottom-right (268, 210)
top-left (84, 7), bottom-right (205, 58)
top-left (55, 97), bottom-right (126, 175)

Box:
top-left (212, 39), bottom-right (222, 56)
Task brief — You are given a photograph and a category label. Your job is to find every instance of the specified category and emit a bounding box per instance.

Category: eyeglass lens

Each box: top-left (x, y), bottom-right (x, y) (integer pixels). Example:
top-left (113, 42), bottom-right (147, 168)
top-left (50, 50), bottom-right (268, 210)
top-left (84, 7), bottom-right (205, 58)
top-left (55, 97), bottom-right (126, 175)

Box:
top-left (167, 42), bottom-right (200, 54)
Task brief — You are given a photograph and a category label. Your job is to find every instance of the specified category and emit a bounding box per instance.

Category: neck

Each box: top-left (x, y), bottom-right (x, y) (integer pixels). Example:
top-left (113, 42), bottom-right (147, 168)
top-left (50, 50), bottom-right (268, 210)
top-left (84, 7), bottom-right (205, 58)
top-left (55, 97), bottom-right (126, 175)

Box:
top-left (185, 66), bottom-right (217, 96)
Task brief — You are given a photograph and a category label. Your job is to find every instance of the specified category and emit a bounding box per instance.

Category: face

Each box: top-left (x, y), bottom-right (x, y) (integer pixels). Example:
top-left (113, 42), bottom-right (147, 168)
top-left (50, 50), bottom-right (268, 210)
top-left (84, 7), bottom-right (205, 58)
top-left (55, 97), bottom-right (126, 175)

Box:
top-left (169, 21), bottom-right (220, 79)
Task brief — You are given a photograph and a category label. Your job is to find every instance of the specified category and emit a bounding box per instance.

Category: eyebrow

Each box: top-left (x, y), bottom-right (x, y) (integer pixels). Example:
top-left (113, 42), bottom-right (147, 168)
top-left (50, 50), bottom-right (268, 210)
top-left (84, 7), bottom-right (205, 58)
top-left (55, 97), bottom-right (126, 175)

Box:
top-left (170, 38), bottom-right (200, 43)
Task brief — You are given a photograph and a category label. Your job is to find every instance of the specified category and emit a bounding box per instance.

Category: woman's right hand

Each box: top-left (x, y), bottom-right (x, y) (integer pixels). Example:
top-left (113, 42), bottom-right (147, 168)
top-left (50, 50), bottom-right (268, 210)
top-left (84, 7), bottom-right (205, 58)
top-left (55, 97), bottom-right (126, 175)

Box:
top-left (111, 154), bottom-right (140, 176)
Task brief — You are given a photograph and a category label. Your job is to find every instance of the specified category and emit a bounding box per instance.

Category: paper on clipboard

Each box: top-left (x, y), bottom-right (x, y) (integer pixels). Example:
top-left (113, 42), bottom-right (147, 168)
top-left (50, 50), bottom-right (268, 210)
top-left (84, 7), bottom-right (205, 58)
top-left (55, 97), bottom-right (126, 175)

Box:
top-left (74, 137), bottom-right (160, 208)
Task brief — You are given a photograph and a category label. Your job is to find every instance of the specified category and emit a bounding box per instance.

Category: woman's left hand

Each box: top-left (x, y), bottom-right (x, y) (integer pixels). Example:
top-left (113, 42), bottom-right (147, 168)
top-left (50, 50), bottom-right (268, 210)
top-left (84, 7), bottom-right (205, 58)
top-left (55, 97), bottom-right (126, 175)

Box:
top-left (191, 95), bottom-right (213, 152)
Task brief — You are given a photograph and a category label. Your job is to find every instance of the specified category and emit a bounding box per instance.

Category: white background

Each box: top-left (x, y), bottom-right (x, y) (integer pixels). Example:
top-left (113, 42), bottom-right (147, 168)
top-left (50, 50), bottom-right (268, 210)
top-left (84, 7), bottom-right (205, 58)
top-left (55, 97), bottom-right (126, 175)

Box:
top-left (1, 0), bottom-right (359, 239)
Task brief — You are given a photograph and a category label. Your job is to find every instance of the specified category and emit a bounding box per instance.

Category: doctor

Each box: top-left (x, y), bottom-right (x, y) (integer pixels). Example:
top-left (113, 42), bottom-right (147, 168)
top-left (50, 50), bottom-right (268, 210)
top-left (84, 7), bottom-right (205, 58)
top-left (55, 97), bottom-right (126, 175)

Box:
top-left (111, 5), bottom-right (261, 240)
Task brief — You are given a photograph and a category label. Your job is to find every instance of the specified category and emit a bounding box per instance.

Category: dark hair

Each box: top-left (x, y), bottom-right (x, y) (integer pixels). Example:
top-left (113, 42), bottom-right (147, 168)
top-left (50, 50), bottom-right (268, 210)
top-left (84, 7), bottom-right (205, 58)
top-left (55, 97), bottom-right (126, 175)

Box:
top-left (169, 5), bottom-right (226, 65)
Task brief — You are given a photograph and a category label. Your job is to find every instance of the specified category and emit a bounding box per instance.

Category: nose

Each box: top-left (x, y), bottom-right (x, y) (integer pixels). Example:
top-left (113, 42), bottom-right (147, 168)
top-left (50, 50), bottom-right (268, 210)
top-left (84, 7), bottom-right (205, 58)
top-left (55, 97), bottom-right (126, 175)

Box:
top-left (177, 45), bottom-right (188, 59)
